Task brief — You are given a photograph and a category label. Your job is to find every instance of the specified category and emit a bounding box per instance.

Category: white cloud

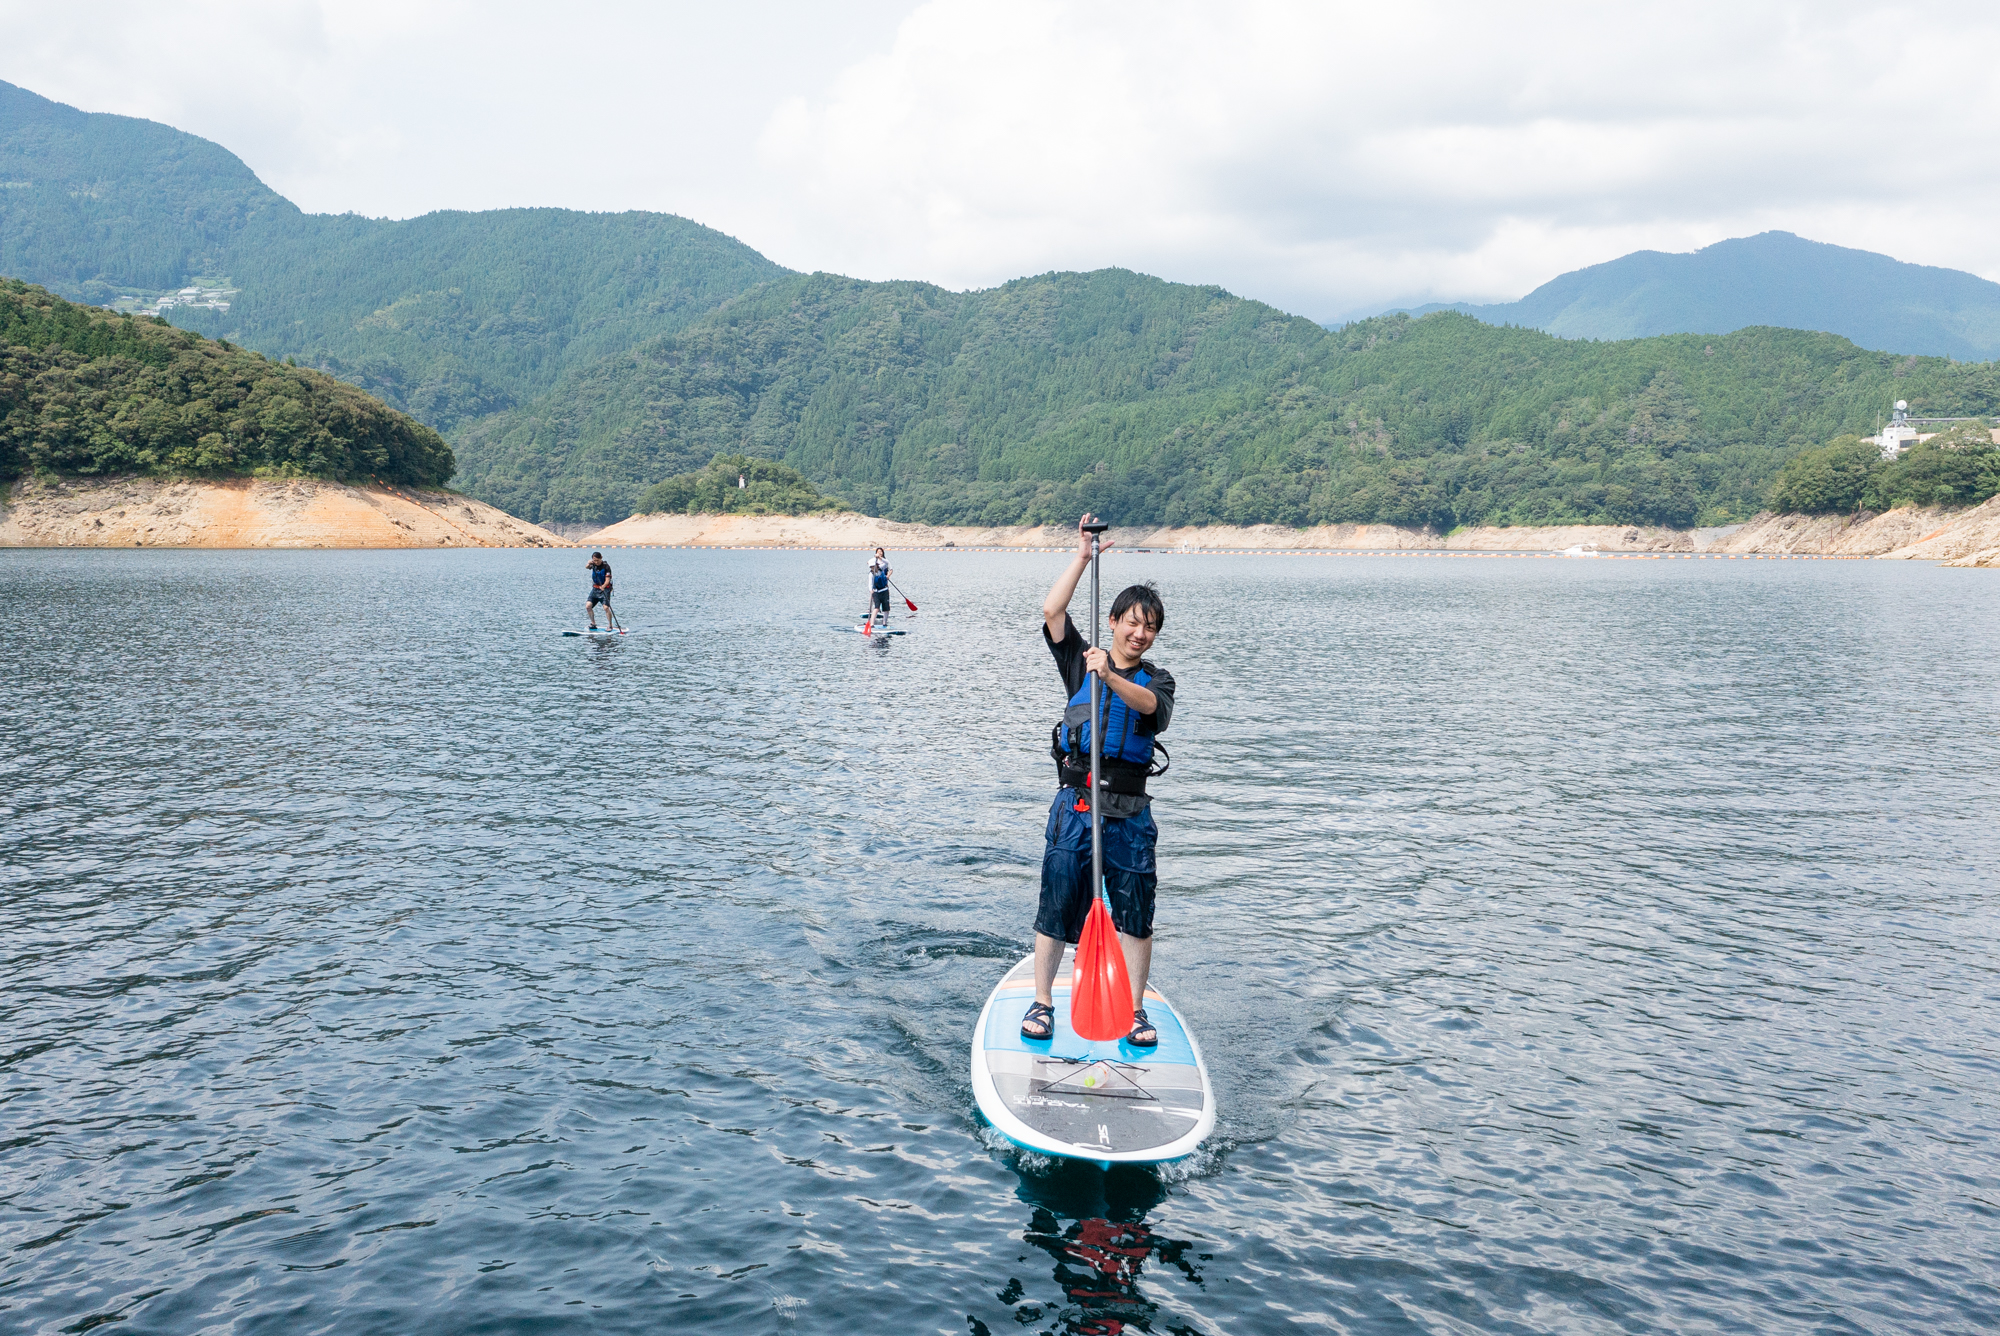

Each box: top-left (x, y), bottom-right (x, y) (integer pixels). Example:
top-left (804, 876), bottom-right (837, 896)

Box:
top-left (5, 0), bottom-right (2000, 319)
top-left (755, 0), bottom-right (2000, 316)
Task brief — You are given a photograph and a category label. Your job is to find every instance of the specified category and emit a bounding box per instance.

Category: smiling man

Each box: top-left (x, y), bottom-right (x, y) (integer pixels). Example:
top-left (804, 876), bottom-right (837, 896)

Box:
top-left (1023, 514), bottom-right (1175, 1048)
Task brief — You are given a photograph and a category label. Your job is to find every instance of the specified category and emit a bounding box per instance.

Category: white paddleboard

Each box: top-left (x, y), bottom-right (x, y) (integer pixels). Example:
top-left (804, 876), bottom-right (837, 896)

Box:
top-left (971, 953), bottom-right (1214, 1165)
top-left (560, 627), bottom-right (630, 636)
top-left (834, 624), bottom-right (908, 636)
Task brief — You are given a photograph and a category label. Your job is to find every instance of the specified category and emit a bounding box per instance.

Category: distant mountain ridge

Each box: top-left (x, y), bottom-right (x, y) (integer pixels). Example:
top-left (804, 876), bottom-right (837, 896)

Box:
top-left (9, 80), bottom-right (1999, 535)
top-left (456, 269), bottom-right (2000, 530)
top-left (1383, 232), bottom-right (2000, 361)
top-left (0, 79), bottom-right (789, 431)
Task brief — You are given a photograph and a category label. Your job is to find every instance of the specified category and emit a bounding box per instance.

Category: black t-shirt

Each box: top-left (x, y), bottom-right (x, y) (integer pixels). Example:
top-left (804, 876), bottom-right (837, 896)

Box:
top-left (1044, 613), bottom-right (1175, 817)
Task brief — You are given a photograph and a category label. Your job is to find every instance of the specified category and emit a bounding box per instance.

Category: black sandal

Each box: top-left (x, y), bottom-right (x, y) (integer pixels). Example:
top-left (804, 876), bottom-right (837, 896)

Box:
top-left (1020, 1001), bottom-right (1055, 1040)
top-left (1126, 1007), bottom-right (1157, 1048)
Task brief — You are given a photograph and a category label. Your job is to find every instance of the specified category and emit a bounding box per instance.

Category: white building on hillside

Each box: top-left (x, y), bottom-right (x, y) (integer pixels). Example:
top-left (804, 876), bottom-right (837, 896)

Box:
top-left (1865, 400), bottom-right (2000, 458)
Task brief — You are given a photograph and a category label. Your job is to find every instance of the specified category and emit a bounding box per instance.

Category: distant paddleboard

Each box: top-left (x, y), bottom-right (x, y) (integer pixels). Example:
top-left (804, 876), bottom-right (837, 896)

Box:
top-left (971, 954), bottom-right (1214, 1165)
top-left (835, 624), bottom-right (908, 636)
top-left (560, 627), bottom-right (630, 637)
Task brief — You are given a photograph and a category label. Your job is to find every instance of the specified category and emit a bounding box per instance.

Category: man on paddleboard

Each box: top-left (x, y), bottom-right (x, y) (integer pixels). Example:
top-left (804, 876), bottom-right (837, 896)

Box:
top-left (585, 552), bottom-right (613, 629)
top-left (868, 548), bottom-right (892, 622)
top-left (1023, 514), bottom-right (1174, 1048)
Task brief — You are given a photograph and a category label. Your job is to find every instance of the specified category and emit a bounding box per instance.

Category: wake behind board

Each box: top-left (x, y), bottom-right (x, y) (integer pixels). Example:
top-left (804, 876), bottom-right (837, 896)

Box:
top-left (971, 953), bottom-right (1214, 1165)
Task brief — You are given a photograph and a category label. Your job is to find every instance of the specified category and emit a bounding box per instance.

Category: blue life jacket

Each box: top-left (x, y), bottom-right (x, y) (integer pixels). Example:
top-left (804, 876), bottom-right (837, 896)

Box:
top-left (1064, 668), bottom-right (1160, 792)
top-left (871, 567), bottom-right (889, 591)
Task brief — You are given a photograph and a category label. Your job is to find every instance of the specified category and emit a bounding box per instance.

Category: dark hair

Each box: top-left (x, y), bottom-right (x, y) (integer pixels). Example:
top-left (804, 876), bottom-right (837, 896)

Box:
top-left (1110, 582), bottom-right (1164, 631)
top-left (590, 551), bottom-right (603, 559)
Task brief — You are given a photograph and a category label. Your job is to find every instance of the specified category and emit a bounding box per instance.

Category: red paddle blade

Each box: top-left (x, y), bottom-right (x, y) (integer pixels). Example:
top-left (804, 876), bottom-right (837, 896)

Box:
top-left (903, 595), bottom-right (918, 611)
top-left (1069, 899), bottom-right (1134, 1040)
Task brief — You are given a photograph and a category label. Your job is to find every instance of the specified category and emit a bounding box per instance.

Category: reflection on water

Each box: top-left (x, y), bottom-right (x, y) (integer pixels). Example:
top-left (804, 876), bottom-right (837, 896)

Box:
top-left (3, 547), bottom-right (1999, 1334)
top-left (994, 1165), bottom-right (1201, 1336)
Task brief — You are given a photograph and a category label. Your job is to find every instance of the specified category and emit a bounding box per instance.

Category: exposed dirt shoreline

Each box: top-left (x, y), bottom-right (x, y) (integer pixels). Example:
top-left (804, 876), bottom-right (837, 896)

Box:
top-left (584, 502), bottom-right (2000, 567)
top-left (5, 476), bottom-right (1996, 567)
top-left (0, 475), bottom-right (568, 548)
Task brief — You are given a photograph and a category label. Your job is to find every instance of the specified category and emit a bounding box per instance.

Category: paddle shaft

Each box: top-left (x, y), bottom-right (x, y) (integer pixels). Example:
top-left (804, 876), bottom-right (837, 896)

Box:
top-left (889, 578), bottom-right (918, 612)
top-left (1087, 526), bottom-right (1106, 910)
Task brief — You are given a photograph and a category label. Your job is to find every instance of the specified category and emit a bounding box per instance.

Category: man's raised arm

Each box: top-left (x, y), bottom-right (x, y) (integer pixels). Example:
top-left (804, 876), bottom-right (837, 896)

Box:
top-left (1042, 513), bottom-right (1113, 641)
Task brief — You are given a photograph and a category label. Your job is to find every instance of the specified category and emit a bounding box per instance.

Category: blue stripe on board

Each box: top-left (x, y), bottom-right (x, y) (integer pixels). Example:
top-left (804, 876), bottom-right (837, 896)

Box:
top-left (982, 991), bottom-right (1198, 1067)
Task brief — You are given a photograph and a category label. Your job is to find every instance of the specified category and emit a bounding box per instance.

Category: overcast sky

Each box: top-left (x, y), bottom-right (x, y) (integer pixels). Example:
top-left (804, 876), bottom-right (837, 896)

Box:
top-left (5, 0), bottom-right (1997, 320)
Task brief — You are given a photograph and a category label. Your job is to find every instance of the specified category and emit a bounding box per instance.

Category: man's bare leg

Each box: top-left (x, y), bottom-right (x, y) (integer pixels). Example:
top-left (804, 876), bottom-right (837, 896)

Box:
top-left (1033, 931), bottom-right (1067, 1005)
top-left (587, 600), bottom-right (598, 629)
top-left (1118, 932), bottom-right (1153, 1009)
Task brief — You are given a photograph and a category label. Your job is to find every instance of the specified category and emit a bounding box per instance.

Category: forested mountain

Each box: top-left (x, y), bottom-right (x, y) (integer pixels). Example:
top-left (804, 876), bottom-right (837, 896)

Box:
top-left (0, 80), bottom-right (788, 432)
top-left (452, 267), bottom-right (2000, 529)
top-left (0, 280), bottom-right (452, 485)
top-left (11, 79), bottom-right (1998, 533)
top-left (0, 81), bottom-right (293, 296)
top-left (172, 207), bottom-right (789, 432)
top-left (1396, 232), bottom-right (2000, 362)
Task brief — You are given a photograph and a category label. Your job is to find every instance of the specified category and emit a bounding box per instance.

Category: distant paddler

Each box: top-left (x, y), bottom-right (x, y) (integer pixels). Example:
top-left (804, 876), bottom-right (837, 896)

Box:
top-left (867, 547), bottom-right (893, 624)
top-left (585, 551), bottom-right (615, 629)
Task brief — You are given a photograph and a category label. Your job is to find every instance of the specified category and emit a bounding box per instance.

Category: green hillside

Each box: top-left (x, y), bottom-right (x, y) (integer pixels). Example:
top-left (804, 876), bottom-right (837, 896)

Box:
top-left (13, 79), bottom-right (1999, 533)
top-left (638, 453), bottom-right (837, 517)
top-left (0, 279), bottom-right (452, 485)
top-left (452, 268), bottom-right (2000, 529)
top-left (0, 80), bottom-right (788, 433)
top-left (0, 80), bottom-right (294, 297)
top-left (169, 207), bottom-right (789, 433)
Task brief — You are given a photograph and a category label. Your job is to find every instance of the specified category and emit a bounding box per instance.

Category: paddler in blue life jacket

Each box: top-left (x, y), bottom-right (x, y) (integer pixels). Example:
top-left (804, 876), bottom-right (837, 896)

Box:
top-left (868, 547), bottom-right (892, 621)
top-left (1022, 514), bottom-right (1175, 1048)
top-left (585, 551), bottom-right (613, 628)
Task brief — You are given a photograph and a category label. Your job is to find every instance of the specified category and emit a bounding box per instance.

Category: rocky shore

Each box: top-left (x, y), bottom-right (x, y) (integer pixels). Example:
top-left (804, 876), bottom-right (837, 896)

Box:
top-left (1714, 499), bottom-right (2000, 566)
top-left (0, 475), bottom-right (569, 548)
top-left (6, 475), bottom-right (1995, 566)
top-left (582, 503), bottom-right (2000, 567)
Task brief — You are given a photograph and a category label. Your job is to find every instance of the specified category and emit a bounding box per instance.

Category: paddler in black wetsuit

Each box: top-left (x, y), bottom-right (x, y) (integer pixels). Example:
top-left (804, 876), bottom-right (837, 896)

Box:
top-left (585, 551), bottom-right (613, 629)
top-left (1021, 514), bottom-right (1174, 1048)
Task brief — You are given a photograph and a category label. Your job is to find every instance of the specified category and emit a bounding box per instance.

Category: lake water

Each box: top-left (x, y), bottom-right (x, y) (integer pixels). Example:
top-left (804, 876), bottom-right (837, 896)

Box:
top-left (3, 547), bottom-right (1998, 1335)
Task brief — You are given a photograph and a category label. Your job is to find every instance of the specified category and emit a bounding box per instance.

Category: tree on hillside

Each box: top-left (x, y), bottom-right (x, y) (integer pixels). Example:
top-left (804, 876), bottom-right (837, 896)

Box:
top-left (636, 454), bottom-right (836, 517)
top-left (1865, 439), bottom-right (2000, 510)
top-left (1770, 436), bottom-right (1882, 514)
top-left (0, 280), bottom-right (453, 486)
top-left (1916, 421), bottom-right (1998, 452)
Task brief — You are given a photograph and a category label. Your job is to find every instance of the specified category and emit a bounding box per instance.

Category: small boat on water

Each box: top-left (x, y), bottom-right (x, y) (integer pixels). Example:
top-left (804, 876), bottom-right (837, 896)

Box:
top-left (1561, 542), bottom-right (1601, 558)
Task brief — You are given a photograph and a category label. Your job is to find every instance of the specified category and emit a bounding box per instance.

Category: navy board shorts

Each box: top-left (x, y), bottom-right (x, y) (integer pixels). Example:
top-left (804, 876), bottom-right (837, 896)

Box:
top-left (1036, 791), bottom-right (1157, 943)
top-left (588, 587), bottom-right (610, 605)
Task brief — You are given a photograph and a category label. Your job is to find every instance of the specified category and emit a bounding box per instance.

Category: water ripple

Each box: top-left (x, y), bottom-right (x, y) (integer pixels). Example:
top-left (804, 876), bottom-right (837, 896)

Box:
top-left (3, 548), bottom-right (1997, 1333)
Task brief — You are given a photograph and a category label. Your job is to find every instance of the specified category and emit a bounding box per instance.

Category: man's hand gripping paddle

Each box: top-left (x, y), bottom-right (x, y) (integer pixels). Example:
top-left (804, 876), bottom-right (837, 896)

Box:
top-left (1069, 518), bottom-right (1135, 1042)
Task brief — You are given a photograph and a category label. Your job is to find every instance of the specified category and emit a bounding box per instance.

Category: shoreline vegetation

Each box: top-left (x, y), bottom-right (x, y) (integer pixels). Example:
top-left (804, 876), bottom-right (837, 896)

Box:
top-left (1, 280), bottom-right (454, 487)
top-left (7, 475), bottom-right (1995, 566)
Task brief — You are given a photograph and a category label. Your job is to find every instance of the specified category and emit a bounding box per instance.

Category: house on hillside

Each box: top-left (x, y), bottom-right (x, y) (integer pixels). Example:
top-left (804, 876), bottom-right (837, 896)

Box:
top-left (1865, 400), bottom-right (2000, 458)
